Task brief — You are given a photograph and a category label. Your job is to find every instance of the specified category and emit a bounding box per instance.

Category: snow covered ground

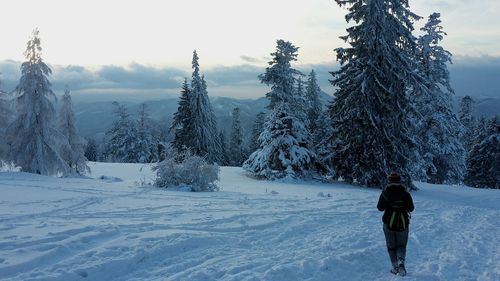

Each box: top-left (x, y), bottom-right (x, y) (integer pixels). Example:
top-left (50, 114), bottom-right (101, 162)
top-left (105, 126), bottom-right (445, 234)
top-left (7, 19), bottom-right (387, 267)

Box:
top-left (0, 162), bottom-right (499, 281)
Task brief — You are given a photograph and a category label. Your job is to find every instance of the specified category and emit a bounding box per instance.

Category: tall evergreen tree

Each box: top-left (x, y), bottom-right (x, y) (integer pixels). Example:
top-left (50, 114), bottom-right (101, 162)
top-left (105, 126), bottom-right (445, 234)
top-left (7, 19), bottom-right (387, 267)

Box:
top-left (305, 70), bottom-right (323, 136)
top-left (185, 51), bottom-right (220, 163)
top-left (218, 130), bottom-right (229, 166)
top-left (474, 117), bottom-right (487, 140)
top-left (228, 107), bottom-right (244, 166)
top-left (0, 74), bottom-right (11, 131)
top-left (84, 137), bottom-right (98, 162)
top-left (413, 13), bottom-right (465, 183)
top-left (171, 78), bottom-right (192, 154)
top-left (58, 85), bottom-right (89, 175)
top-left (294, 77), bottom-right (308, 123)
top-left (328, 0), bottom-right (422, 188)
top-left (136, 103), bottom-right (155, 163)
top-left (260, 40), bottom-right (302, 109)
top-left (105, 102), bottom-right (138, 162)
top-left (249, 112), bottom-right (266, 153)
top-left (244, 40), bottom-right (315, 179)
top-left (6, 29), bottom-right (69, 175)
top-left (0, 75), bottom-right (12, 160)
top-left (314, 110), bottom-right (337, 176)
top-left (459, 95), bottom-right (476, 151)
top-left (201, 75), bottom-right (222, 163)
top-left (464, 116), bottom-right (499, 189)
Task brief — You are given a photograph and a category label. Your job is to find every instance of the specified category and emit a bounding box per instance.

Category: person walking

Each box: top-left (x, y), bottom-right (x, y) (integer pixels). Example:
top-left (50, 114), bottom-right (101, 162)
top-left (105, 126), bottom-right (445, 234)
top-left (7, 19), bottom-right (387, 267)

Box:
top-left (377, 172), bottom-right (415, 276)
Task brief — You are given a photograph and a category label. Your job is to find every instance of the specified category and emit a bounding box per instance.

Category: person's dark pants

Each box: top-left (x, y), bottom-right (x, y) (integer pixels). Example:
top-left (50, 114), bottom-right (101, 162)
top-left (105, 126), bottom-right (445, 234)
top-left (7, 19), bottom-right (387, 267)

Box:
top-left (383, 224), bottom-right (409, 268)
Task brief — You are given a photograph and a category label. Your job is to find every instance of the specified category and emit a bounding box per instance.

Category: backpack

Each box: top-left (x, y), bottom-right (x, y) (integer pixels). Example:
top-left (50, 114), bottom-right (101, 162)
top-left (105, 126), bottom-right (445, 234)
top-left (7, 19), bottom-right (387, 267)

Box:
top-left (387, 199), bottom-right (408, 232)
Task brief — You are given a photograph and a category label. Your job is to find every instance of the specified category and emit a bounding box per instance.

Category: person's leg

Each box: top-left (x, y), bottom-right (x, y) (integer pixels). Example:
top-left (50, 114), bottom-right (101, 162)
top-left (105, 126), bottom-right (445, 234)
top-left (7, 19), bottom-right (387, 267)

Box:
top-left (395, 228), bottom-right (409, 265)
top-left (383, 224), bottom-right (398, 269)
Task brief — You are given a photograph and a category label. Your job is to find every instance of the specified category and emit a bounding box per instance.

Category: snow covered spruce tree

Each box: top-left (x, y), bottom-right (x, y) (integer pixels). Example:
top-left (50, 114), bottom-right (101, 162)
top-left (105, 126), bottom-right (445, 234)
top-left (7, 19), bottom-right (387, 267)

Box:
top-left (305, 70), bottom-right (323, 137)
top-left (294, 77), bottom-right (308, 123)
top-left (0, 75), bottom-right (11, 132)
top-left (218, 130), bottom-right (229, 165)
top-left (459, 95), bottom-right (476, 152)
top-left (249, 112), bottom-right (266, 154)
top-left (243, 40), bottom-right (315, 179)
top-left (6, 29), bottom-right (69, 175)
top-left (328, 0), bottom-right (423, 188)
top-left (228, 107), bottom-right (245, 166)
top-left (58, 85), bottom-right (89, 175)
top-left (171, 78), bottom-right (192, 154)
top-left (464, 116), bottom-right (500, 189)
top-left (105, 102), bottom-right (138, 162)
top-left (136, 103), bottom-right (155, 163)
top-left (84, 137), bottom-right (98, 162)
top-left (313, 110), bottom-right (337, 175)
top-left (0, 75), bottom-right (13, 160)
top-left (171, 51), bottom-right (220, 163)
top-left (413, 13), bottom-right (465, 183)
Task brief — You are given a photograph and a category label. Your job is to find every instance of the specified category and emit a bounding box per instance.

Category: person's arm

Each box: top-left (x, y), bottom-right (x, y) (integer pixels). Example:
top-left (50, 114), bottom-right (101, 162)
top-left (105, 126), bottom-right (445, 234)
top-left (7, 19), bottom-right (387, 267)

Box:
top-left (377, 193), bottom-right (386, 211)
top-left (406, 192), bottom-right (415, 212)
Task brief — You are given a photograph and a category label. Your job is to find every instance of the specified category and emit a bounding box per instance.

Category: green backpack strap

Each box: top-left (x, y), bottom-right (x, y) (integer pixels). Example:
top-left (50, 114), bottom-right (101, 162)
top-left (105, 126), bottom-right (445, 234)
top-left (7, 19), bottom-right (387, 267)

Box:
top-left (389, 211), bottom-right (397, 229)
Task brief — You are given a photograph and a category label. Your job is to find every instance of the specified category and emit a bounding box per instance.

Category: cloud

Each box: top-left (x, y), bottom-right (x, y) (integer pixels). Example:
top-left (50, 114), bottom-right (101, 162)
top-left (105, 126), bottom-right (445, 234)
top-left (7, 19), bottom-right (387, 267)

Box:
top-left (0, 61), bottom-right (191, 101)
top-left (240, 56), bottom-right (263, 64)
top-left (96, 63), bottom-right (187, 90)
top-left (205, 64), bottom-right (262, 87)
top-left (1, 56), bottom-right (499, 102)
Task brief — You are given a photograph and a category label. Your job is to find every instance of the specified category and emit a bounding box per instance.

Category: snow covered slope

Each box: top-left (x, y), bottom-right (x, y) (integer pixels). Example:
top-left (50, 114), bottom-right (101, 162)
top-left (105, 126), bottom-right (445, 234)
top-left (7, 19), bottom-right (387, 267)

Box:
top-left (0, 162), bottom-right (499, 281)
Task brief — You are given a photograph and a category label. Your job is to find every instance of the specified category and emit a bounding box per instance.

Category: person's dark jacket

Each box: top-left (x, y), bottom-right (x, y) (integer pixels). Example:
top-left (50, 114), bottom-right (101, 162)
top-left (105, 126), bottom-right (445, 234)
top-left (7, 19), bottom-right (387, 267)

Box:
top-left (377, 183), bottom-right (414, 225)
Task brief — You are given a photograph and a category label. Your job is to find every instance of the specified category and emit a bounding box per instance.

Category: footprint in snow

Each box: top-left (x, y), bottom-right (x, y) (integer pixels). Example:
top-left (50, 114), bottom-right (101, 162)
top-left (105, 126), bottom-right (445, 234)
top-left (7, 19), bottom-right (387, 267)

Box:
top-left (98, 176), bottom-right (123, 183)
top-left (75, 269), bottom-right (88, 278)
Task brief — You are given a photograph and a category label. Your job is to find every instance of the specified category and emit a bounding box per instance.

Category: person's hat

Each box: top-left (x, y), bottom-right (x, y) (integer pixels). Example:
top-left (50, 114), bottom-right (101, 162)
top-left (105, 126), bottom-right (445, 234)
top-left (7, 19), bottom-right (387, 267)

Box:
top-left (388, 172), bottom-right (401, 183)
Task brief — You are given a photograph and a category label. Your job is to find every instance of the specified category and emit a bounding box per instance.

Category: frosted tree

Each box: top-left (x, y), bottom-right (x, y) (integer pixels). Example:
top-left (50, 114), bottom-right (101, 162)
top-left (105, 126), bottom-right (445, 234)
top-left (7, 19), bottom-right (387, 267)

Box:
top-left (413, 13), bottom-right (465, 183)
top-left (474, 117), bottom-right (487, 140)
top-left (305, 70), bottom-right (323, 136)
top-left (84, 137), bottom-right (98, 162)
top-left (314, 110), bottom-right (337, 175)
top-left (171, 78), bottom-right (192, 154)
top-left (0, 74), bottom-right (11, 131)
top-left (218, 130), bottom-right (229, 166)
top-left (6, 29), bottom-right (69, 175)
top-left (136, 103), bottom-right (155, 163)
top-left (228, 107), bottom-right (245, 166)
top-left (294, 77), bottom-right (308, 123)
top-left (328, 0), bottom-right (423, 188)
top-left (244, 40), bottom-right (315, 179)
top-left (105, 102), bottom-right (138, 162)
top-left (0, 74), bottom-right (12, 160)
top-left (459, 95), bottom-right (476, 152)
top-left (249, 112), bottom-right (266, 153)
top-left (243, 103), bottom-right (315, 179)
top-left (58, 85), bottom-right (89, 175)
top-left (260, 40), bottom-right (302, 109)
top-left (185, 51), bottom-right (221, 163)
top-left (464, 116), bottom-right (499, 189)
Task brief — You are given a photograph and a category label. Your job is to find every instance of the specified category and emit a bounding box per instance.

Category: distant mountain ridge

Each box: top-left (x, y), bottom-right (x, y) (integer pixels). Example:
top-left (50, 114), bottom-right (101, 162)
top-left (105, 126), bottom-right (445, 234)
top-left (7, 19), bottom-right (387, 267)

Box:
top-left (74, 94), bottom-right (499, 141)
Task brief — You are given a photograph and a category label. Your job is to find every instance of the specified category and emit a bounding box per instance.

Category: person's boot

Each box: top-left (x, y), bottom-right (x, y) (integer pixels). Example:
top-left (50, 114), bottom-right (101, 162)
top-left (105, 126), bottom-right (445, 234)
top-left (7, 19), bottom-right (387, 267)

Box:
top-left (398, 263), bottom-right (407, 276)
top-left (390, 266), bottom-right (399, 275)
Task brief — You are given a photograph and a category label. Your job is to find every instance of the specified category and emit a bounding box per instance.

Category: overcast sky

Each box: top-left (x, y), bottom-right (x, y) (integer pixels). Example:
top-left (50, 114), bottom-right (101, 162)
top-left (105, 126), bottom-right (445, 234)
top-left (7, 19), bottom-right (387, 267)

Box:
top-left (1, 0), bottom-right (499, 101)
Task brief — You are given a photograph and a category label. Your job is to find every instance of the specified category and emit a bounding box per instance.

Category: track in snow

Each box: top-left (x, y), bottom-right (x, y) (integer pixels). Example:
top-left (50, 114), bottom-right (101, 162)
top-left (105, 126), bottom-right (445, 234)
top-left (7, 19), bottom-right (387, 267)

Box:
top-left (0, 163), bottom-right (499, 281)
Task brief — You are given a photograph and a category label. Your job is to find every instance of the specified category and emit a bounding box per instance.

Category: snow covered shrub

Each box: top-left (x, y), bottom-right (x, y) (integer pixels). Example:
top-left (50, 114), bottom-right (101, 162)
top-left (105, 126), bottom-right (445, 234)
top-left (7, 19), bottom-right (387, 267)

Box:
top-left (153, 148), bottom-right (220, 192)
top-left (181, 155), bottom-right (220, 192)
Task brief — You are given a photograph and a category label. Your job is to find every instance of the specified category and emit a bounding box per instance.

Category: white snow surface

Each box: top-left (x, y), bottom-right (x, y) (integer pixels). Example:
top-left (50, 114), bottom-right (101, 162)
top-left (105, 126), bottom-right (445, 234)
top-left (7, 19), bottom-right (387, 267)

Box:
top-left (0, 162), bottom-right (499, 281)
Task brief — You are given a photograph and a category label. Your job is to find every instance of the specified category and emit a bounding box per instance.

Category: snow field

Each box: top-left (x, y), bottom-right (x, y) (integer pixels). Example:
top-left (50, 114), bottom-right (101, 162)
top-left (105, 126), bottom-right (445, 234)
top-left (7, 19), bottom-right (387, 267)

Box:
top-left (0, 162), bottom-right (499, 280)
